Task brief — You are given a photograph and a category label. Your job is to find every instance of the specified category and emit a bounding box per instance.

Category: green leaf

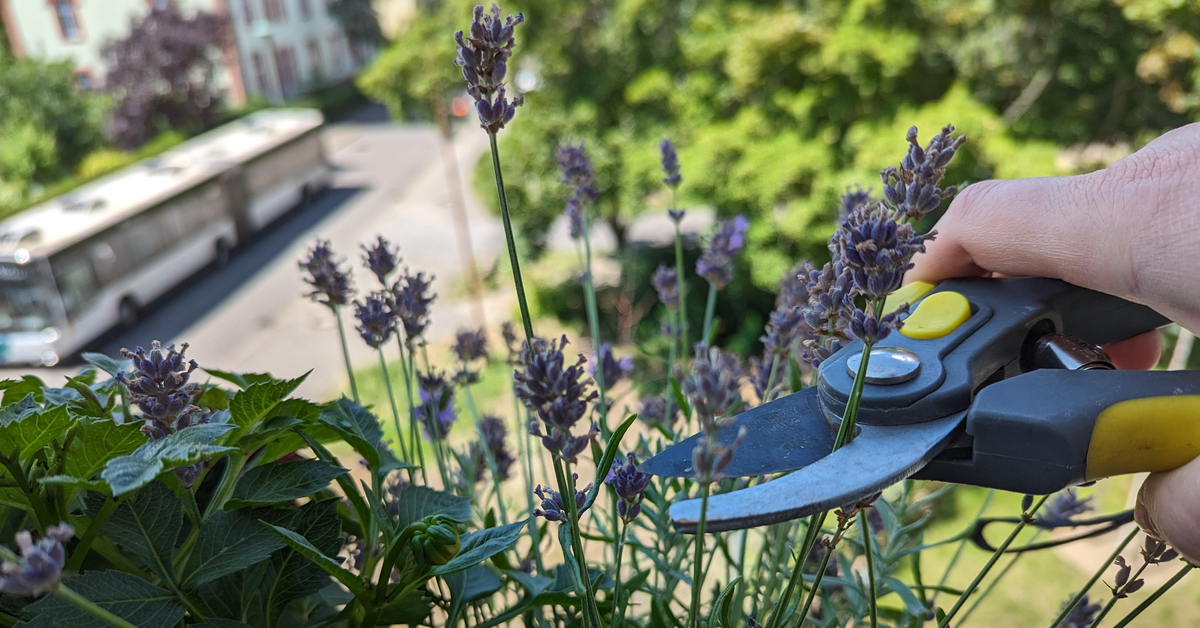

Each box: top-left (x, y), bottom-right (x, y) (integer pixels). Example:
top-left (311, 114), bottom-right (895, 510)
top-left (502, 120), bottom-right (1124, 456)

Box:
top-left (710, 576), bottom-right (742, 628)
top-left (182, 508), bottom-right (286, 588)
top-left (262, 520), bottom-right (365, 599)
top-left (81, 352), bottom-right (132, 377)
top-left (0, 393), bottom-right (39, 425)
top-left (201, 368), bottom-right (277, 390)
top-left (103, 481), bottom-right (183, 584)
top-left (25, 571), bottom-right (184, 628)
top-left (445, 564), bottom-right (503, 625)
top-left (0, 376), bottom-right (45, 406)
top-left (374, 591), bottom-right (433, 626)
top-left (236, 398), bottom-right (322, 451)
top-left (101, 423), bottom-right (236, 495)
top-left (192, 621), bottom-right (255, 628)
top-left (225, 459), bottom-right (348, 509)
top-left (229, 373), bottom-right (309, 429)
top-left (0, 404), bottom-right (72, 459)
top-left (38, 474), bottom-right (108, 492)
top-left (882, 576), bottom-right (928, 618)
top-left (259, 499), bottom-right (344, 622)
top-left (316, 397), bottom-right (387, 469)
top-left (64, 419), bottom-right (146, 481)
top-left (433, 519), bottom-right (528, 576)
top-left (582, 413), bottom-right (638, 513)
top-left (391, 485), bottom-right (471, 531)
top-left (670, 377), bottom-right (692, 421)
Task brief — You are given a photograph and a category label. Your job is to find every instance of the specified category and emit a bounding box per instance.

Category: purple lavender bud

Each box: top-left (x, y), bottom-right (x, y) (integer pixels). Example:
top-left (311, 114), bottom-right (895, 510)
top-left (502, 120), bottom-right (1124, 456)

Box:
top-left (556, 141), bottom-right (597, 201)
top-left (679, 346), bottom-right (745, 434)
top-left (638, 394), bottom-right (676, 426)
top-left (652, 265), bottom-right (680, 310)
top-left (514, 335), bottom-right (599, 460)
top-left (501, 322), bottom-right (521, 363)
top-left (452, 328), bottom-right (489, 364)
top-left (300, 239), bottom-right (354, 307)
top-left (354, 292), bottom-right (397, 349)
top-left (0, 524), bottom-right (74, 597)
top-left (880, 124), bottom-right (966, 221)
top-left (473, 415), bottom-right (514, 482)
top-left (532, 473), bottom-right (590, 523)
top-left (391, 271), bottom-right (436, 346)
top-left (660, 139), bottom-right (682, 188)
top-left (696, 215), bottom-right (749, 289)
top-left (116, 341), bottom-right (206, 437)
top-left (847, 304), bottom-right (908, 346)
top-left (1059, 594), bottom-right (1102, 628)
top-left (565, 195), bottom-right (585, 240)
top-left (668, 209), bottom-right (686, 222)
top-left (454, 4), bottom-right (526, 133)
top-left (839, 186), bottom-right (874, 219)
top-left (604, 452), bottom-right (652, 523)
top-left (1036, 489), bottom-right (1093, 526)
top-left (361, 236), bottom-right (399, 286)
top-left (590, 343), bottom-right (633, 388)
top-left (831, 203), bottom-right (932, 301)
top-left (416, 373), bottom-right (457, 439)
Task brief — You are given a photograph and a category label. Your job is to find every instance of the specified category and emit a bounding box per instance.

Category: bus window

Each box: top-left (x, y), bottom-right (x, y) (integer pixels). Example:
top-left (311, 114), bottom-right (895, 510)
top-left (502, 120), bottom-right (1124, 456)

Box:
top-left (0, 262), bottom-right (57, 333)
top-left (50, 253), bottom-right (99, 321)
top-left (125, 211), bottom-right (168, 264)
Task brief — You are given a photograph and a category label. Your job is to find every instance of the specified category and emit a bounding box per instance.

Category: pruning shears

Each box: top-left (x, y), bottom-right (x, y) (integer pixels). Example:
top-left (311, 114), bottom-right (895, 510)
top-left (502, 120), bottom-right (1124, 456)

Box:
top-left (641, 277), bottom-right (1200, 533)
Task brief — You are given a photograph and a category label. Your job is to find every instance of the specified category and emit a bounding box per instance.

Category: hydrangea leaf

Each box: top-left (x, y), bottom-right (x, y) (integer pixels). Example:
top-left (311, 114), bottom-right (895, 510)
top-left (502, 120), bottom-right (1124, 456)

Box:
top-left (225, 459), bottom-right (348, 509)
top-left (432, 519), bottom-right (529, 576)
top-left (101, 423), bottom-right (237, 496)
top-left (0, 393), bottom-right (39, 425)
top-left (228, 373), bottom-right (309, 430)
top-left (0, 376), bottom-right (45, 406)
top-left (315, 397), bottom-right (390, 469)
top-left (0, 403), bottom-right (72, 460)
top-left (200, 368), bottom-right (277, 390)
top-left (81, 352), bottom-right (132, 378)
top-left (25, 570), bottom-right (184, 628)
top-left (182, 508), bottom-right (286, 588)
top-left (258, 499), bottom-right (344, 622)
top-left (103, 481), bottom-right (183, 585)
top-left (261, 521), bottom-right (365, 599)
top-left (64, 418), bottom-right (146, 482)
top-left (391, 485), bottom-right (471, 531)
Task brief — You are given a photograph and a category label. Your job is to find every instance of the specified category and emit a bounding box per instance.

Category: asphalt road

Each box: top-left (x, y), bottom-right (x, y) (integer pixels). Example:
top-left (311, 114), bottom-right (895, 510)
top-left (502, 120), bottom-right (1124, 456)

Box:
top-left (2, 105), bottom-right (508, 400)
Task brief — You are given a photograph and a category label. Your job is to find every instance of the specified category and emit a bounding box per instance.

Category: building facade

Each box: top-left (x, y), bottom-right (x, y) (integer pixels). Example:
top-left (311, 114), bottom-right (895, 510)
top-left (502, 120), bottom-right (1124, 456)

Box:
top-left (0, 0), bottom-right (368, 105)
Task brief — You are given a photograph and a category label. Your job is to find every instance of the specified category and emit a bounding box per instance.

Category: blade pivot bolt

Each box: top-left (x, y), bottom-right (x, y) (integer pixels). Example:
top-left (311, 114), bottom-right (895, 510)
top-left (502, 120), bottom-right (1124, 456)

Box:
top-left (846, 346), bottom-right (921, 385)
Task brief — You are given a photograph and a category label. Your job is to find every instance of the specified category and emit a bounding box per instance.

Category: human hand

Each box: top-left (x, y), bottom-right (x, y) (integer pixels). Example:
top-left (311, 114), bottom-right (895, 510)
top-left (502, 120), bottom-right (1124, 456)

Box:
top-left (907, 122), bottom-right (1200, 561)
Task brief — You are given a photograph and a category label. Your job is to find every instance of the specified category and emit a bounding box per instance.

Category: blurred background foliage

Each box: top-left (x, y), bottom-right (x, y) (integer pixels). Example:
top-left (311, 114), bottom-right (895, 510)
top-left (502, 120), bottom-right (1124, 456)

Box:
top-left (362, 0), bottom-right (1200, 286)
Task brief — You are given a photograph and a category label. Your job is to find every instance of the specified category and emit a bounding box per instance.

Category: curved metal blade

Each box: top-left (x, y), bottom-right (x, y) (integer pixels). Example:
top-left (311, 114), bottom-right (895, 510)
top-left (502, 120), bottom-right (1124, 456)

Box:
top-left (639, 388), bottom-right (836, 478)
top-left (668, 412), bottom-right (965, 533)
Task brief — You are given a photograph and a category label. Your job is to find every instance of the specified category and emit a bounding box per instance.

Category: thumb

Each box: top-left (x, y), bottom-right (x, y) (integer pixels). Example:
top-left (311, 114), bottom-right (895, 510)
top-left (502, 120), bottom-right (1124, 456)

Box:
top-left (1136, 457), bottom-right (1200, 562)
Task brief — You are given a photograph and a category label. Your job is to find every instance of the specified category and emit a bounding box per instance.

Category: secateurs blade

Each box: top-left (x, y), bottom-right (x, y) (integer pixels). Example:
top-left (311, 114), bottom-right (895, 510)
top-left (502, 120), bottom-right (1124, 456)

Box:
top-left (640, 277), bottom-right (1194, 533)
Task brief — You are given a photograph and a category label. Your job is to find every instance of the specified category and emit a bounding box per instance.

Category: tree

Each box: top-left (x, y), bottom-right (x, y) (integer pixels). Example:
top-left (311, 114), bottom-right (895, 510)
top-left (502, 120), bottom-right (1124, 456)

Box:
top-left (101, 5), bottom-right (224, 149)
top-left (0, 56), bottom-right (107, 208)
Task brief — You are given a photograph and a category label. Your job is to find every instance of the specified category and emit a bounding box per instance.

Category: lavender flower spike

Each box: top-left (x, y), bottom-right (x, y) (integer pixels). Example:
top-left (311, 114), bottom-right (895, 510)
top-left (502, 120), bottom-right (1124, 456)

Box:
top-left (0, 524), bottom-right (74, 596)
top-left (533, 473), bottom-right (590, 522)
top-left (652, 265), bottom-right (680, 310)
top-left (660, 139), bottom-right (682, 188)
top-left (696, 215), bottom-right (749, 289)
top-left (454, 4), bottom-right (526, 133)
top-left (514, 335), bottom-right (599, 461)
top-left (392, 270), bottom-right (436, 346)
top-left (354, 292), bottom-right (397, 349)
top-left (300, 239), bottom-right (354, 308)
top-left (474, 415), bottom-right (514, 482)
top-left (416, 373), bottom-right (457, 439)
top-left (361, 236), bottom-right (399, 286)
top-left (605, 452), bottom-right (652, 523)
top-left (590, 342), bottom-right (633, 389)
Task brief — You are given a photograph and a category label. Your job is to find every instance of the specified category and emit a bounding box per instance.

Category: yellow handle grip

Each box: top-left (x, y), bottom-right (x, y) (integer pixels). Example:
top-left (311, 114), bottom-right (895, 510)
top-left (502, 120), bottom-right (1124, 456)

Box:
top-left (1085, 395), bottom-right (1200, 480)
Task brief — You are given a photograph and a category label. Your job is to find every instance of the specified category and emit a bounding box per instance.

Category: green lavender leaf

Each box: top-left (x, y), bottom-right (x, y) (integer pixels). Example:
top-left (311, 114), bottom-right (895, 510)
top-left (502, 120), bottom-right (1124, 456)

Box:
top-left (225, 459), bottom-right (348, 509)
top-left (582, 413), bottom-right (638, 513)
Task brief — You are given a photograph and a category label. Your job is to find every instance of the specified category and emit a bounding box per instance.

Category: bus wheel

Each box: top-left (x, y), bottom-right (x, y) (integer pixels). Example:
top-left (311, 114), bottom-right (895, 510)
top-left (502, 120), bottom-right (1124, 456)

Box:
top-left (215, 239), bottom-right (232, 267)
top-left (118, 298), bottom-right (139, 329)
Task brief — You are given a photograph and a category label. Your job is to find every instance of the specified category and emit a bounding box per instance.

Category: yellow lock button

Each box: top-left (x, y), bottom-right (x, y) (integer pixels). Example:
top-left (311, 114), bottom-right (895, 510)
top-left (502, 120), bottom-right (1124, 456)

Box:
top-left (884, 281), bottom-right (935, 314)
top-left (899, 291), bottom-right (971, 339)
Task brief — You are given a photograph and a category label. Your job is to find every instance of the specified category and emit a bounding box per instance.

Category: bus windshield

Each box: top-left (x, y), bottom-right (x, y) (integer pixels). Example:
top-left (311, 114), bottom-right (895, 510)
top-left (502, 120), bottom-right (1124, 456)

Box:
top-left (0, 263), bottom-right (58, 333)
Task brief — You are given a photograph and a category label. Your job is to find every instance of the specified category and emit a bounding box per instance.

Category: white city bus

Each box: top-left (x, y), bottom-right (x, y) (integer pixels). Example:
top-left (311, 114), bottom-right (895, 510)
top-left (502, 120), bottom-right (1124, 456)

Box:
top-left (0, 109), bottom-right (330, 366)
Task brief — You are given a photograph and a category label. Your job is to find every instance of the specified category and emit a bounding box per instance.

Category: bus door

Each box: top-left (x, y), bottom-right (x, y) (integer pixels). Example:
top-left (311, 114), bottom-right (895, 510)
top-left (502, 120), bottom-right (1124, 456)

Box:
top-left (218, 166), bottom-right (252, 244)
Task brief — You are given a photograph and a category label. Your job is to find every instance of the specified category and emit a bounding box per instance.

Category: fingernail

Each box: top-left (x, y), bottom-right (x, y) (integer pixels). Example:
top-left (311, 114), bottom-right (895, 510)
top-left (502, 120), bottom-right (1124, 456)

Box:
top-left (1135, 480), bottom-right (1165, 541)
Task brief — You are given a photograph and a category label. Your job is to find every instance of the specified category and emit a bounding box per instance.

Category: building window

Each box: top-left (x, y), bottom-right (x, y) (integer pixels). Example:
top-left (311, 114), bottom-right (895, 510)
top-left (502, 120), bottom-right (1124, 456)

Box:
top-left (274, 45), bottom-right (297, 95)
top-left (53, 1), bottom-right (82, 41)
top-left (252, 51), bottom-right (269, 95)
top-left (299, 0), bottom-right (311, 20)
top-left (243, 0), bottom-right (255, 23)
top-left (263, 0), bottom-right (285, 22)
top-left (307, 38), bottom-right (321, 81)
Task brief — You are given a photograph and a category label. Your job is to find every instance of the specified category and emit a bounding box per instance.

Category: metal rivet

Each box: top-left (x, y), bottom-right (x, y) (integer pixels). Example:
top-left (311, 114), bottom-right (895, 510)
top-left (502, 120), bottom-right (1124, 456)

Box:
top-left (846, 346), bottom-right (921, 385)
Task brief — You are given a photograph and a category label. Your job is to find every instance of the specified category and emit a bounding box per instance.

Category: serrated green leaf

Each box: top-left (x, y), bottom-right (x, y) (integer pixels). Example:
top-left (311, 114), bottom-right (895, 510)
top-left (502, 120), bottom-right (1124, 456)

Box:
top-left (226, 459), bottom-right (347, 509)
top-left (262, 520), bottom-right (364, 599)
top-left (229, 373), bottom-right (309, 429)
top-left (64, 419), bottom-right (145, 481)
top-left (25, 570), bottom-right (183, 628)
top-left (316, 397), bottom-right (388, 469)
top-left (201, 368), bottom-right (276, 390)
top-left (433, 519), bottom-right (528, 576)
top-left (38, 475), bottom-right (108, 492)
top-left (583, 413), bottom-right (638, 513)
top-left (0, 376), bottom-right (44, 406)
top-left (183, 509), bottom-right (286, 588)
top-left (0, 394), bottom-right (39, 425)
top-left (103, 481), bottom-right (183, 584)
top-left (374, 591), bottom-right (433, 626)
top-left (0, 404), bottom-right (72, 460)
top-left (260, 499), bottom-right (343, 622)
top-left (192, 620), bottom-right (255, 628)
top-left (446, 564), bottom-right (503, 625)
top-left (101, 423), bottom-right (237, 495)
top-left (82, 352), bottom-right (132, 377)
top-left (391, 485), bottom-right (471, 531)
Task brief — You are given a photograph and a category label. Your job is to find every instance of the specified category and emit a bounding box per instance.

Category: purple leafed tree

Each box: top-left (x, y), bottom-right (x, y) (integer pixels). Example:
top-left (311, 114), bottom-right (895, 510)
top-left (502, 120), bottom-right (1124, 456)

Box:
top-left (102, 5), bottom-right (225, 149)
